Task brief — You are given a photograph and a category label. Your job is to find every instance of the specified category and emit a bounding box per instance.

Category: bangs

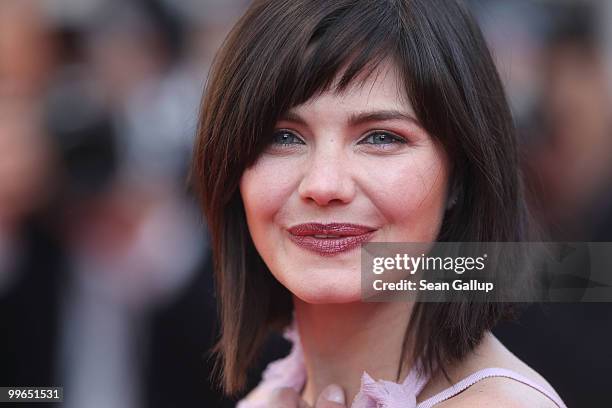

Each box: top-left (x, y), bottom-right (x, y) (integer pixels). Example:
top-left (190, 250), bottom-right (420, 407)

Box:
top-left (278, 1), bottom-right (400, 108)
top-left (221, 0), bottom-right (406, 168)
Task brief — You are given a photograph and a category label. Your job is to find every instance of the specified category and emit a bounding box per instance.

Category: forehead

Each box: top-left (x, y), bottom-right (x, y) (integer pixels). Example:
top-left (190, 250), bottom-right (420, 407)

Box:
top-left (288, 59), bottom-right (415, 119)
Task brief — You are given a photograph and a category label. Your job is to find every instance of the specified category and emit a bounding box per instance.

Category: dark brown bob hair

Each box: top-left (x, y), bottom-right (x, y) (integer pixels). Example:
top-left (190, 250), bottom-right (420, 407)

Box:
top-left (192, 0), bottom-right (529, 395)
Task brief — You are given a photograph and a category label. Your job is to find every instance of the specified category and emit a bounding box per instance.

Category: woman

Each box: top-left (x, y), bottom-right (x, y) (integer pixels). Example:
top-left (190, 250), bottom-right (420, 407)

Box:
top-left (191, 0), bottom-right (567, 407)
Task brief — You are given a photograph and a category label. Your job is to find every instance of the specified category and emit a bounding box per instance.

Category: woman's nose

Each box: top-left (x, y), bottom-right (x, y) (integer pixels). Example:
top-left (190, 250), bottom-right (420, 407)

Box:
top-left (297, 150), bottom-right (356, 206)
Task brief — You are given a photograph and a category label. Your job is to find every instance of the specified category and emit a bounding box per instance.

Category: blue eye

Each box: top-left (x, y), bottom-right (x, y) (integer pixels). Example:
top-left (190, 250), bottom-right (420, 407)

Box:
top-left (360, 131), bottom-right (406, 145)
top-left (271, 130), bottom-right (305, 145)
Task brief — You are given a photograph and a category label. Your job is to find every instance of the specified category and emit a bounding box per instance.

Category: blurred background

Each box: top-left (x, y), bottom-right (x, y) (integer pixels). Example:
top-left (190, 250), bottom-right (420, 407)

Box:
top-left (0, 0), bottom-right (610, 407)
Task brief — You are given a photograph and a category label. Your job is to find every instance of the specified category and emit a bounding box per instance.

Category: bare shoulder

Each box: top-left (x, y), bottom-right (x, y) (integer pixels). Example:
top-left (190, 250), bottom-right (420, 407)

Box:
top-left (419, 331), bottom-right (562, 408)
top-left (433, 376), bottom-right (559, 408)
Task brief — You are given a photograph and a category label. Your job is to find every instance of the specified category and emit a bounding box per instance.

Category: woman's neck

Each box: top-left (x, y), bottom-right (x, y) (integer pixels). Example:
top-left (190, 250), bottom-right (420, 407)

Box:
top-left (294, 297), bottom-right (414, 406)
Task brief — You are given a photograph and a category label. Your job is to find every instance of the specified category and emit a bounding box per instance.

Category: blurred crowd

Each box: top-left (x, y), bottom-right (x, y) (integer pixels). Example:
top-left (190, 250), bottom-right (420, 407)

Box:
top-left (468, 3), bottom-right (612, 407)
top-left (0, 0), bottom-right (251, 407)
top-left (0, 0), bottom-right (610, 407)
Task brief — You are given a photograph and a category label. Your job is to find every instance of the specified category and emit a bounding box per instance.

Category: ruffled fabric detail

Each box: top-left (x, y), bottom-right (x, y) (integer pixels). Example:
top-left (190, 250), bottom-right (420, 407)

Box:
top-left (237, 320), bottom-right (427, 408)
top-left (351, 356), bottom-right (430, 408)
top-left (236, 320), bottom-right (567, 408)
top-left (354, 372), bottom-right (419, 408)
top-left (259, 321), bottom-right (306, 392)
top-left (236, 321), bottom-right (306, 408)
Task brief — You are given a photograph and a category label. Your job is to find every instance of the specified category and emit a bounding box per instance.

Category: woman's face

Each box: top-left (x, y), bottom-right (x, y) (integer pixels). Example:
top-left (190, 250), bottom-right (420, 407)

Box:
top-left (240, 60), bottom-right (451, 304)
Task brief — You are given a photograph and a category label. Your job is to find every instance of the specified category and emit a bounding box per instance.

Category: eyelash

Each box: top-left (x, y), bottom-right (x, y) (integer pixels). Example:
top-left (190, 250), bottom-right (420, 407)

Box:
top-left (269, 129), bottom-right (408, 148)
top-left (270, 130), bottom-right (305, 146)
top-left (359, 131), bottom-right (407, 146)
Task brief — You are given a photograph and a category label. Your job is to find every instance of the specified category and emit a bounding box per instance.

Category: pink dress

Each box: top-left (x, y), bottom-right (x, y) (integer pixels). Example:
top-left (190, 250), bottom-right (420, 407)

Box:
top-left (236, 322), bottom-right (568, 408)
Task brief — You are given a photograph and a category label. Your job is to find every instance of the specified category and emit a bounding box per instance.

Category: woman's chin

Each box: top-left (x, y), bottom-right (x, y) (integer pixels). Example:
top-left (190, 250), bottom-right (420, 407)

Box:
top-left (290, 281), bottom-right (363, 304)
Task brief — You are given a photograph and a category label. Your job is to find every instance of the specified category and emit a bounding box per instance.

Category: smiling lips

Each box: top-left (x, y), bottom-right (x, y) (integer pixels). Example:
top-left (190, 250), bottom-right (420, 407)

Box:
top-left (287, 223), bottom-right (376, 255)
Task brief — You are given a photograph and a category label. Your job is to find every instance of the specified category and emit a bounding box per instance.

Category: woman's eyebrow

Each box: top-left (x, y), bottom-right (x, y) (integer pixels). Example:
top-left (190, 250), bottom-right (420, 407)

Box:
top-left (279, 111), bottom-right (308, 126)
top-left (347, 110), bottom-right (420, 126)
top-left (279, 110), bottom-right (420, 127)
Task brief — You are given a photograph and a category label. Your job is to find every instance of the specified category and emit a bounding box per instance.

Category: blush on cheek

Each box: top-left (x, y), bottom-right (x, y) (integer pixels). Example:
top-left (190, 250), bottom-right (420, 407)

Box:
top-left (241, 157), bottom-right (302, 212)
top-left (239, 158), bottom-right (303, 278)
top-left (364, 153), bottom-right (448, 241)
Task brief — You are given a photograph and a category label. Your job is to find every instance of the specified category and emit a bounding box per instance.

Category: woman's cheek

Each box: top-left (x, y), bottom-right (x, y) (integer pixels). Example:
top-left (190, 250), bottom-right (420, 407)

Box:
top-left (363, 155), bottom-right (448, 240)
top-left (240, 157), bottom-right (300, 238)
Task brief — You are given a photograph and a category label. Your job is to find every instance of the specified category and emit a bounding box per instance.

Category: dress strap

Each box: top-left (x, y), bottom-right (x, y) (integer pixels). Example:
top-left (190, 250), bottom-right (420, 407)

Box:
top-left (416, 368), bottom-right (567, 408)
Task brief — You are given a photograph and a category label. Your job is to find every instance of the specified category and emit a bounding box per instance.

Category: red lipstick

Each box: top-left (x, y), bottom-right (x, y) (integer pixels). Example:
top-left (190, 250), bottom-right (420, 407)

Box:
top-left (287, 223), bottom-right (376, 256)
